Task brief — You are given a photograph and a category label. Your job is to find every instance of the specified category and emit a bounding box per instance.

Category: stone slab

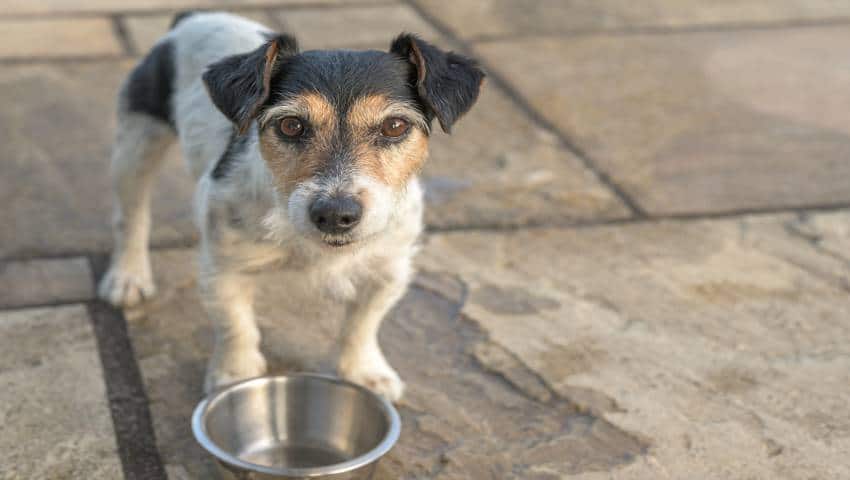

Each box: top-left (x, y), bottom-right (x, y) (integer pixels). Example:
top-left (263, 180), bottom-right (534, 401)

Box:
top-left (417, 211), bottom-right (850, 479)
top-left (0, 0), bottom-right (352, 16)
top-left (0, 18), bottom-right (123, 59)
top-left (0, 257), bottom-right (94, 308)
top-left (122, 247), bottom-right (645, 478)
top-left (415, 0), bottom-right (850, 39)
top-left (0, 61), bottom-right (196, 259)
top-left (124, 10), bottom-right (277, 54)
top-left (422, 83), bottom-right (630, 228)
top-left (0, 305), bottom-right (122, 479)
top-left (271, 4), bottom-right (440, 50)
top-left (474, 29), bottom-right (850, 215)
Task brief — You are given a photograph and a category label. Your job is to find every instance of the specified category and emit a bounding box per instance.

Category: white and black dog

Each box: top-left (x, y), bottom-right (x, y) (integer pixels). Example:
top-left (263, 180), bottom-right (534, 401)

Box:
top-left (97, 11), bottom-right (484, 400)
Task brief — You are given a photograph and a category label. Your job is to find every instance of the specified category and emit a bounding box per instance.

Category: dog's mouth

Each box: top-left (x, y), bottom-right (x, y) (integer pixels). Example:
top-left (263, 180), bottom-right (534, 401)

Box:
top-left (324, 238), bottom-right (352, 248)
top-left (319, 233), bottom-right (356, 248)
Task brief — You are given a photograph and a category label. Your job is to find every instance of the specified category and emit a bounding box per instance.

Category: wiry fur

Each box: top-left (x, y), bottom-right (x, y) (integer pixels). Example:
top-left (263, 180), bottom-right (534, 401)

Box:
top-left (98, 12), bottom-right (483, 401)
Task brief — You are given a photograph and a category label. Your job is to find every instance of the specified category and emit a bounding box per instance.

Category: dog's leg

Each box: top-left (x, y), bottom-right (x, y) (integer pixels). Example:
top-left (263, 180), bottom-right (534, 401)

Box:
top-left (338, 267), bottom-right (410, 401)
top-left (99, 111), bottom-right (174, 307)
top-left (200, 259), bottom-right (267, 394)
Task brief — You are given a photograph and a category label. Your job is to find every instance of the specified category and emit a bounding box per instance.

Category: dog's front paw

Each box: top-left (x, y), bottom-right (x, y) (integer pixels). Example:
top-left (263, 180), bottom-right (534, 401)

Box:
top-left (339, 354), bottom-right (405, 402)
top-left (204, 348), bottom-right (268, 395)
top-left (98, 261), bottom-right (156, 308)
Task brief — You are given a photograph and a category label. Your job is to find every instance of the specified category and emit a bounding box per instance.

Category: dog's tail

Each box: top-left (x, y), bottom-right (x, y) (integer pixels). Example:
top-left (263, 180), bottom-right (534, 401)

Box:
top-left (170, 10), bottom-right (199, 30)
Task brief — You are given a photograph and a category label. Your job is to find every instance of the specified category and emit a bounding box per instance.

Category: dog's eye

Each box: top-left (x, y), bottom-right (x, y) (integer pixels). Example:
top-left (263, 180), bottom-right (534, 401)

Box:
top-left (279, 117), bottom-right (305, 137)
top-left (380, 117), bottom-right (410, 138)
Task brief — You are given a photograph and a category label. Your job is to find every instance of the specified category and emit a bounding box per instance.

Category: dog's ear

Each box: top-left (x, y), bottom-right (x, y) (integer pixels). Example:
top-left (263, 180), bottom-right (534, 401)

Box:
top-left (390, 34), bottom-right (485, 133)
top-left (203, 34), bottom-right (299, 134)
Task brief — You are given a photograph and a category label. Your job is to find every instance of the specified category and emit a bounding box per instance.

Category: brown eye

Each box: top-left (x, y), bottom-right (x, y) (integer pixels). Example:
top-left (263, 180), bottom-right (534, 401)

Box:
top-left (380, 117), bottom-right (410, 138)
top-left (279, 116), bottom-right (304, 137)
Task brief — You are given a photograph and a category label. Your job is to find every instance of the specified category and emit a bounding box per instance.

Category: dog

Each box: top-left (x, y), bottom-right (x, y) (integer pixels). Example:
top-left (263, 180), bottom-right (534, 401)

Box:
top-left (97, 11), bottom-right (484, 400)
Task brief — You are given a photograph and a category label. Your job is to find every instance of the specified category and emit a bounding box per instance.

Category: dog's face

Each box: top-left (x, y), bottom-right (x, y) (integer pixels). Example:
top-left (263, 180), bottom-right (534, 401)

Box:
top-left (203, 34), bottom-right (484, 248)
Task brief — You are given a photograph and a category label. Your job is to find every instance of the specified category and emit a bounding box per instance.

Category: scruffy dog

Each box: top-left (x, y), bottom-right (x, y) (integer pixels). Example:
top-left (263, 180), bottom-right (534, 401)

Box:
top-left (97, 11), bottom-right (484, 400)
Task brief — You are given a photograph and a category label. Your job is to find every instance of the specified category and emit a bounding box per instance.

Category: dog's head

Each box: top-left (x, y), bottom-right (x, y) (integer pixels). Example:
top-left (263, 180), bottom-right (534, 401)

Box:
top-left (203, 34), bottom-right (484, 248)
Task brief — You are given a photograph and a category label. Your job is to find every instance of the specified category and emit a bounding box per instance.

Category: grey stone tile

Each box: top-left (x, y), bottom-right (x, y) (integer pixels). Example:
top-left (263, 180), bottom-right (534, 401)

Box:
top-left (124, 247), bottom-right (644, 478)
top-left (0, 0), bottom-right (350, 16)
top-left (417, 211), bottom-right (850, 479)
top-left (0, 257), bottom-right (94, 308)
top-left (0, 18), bottom-right (123, 59)
top-left (0, 305), bottom-right (122, 479)
top-left (474, 29), bottom-right (850, 215)
top-left (414, 0), bottom-right (850, 39)
top-left (270, 4), bottom-right (441, 50)
top-left (124, 10), bottom-right (277, 54)
top-left (0, 61), bottom-right (196, 259)
top-left (422, 84), bottom-right (630, 228)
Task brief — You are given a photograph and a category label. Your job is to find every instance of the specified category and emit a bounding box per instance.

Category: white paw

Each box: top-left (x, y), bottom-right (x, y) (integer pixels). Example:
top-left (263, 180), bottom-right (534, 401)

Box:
top-left (339, 354), bottom-right (405, 402)
top-left (98, 261), bottom-right (156, 308)
top-left (204, 348), bottom-right (268, 395)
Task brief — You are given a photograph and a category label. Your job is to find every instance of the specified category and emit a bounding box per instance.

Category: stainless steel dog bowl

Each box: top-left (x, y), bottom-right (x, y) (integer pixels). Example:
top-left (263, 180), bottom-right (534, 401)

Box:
top-left (192, 374), bottom-right (401, 479)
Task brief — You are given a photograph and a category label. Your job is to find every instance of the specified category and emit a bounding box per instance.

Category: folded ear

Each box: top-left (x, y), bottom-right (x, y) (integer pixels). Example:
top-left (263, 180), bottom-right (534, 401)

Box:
top-left (390, 34), bottom-right (485, 133)
top-left (202, 34), bottom-right (298, 134)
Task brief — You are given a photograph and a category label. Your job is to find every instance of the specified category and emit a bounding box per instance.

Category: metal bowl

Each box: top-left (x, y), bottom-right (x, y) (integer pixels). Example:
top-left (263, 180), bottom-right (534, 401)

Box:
top-left (192, 374), bottom-right (401, 479)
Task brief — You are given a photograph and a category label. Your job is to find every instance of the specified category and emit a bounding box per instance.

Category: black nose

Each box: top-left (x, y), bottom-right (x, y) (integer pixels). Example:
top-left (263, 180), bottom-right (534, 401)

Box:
top-left (309, 195), bottom-right (363, 234)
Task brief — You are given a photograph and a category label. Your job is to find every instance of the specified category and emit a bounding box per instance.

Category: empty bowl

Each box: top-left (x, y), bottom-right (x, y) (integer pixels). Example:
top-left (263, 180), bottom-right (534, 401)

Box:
top-left (192, 374), bottom-right (401, 479)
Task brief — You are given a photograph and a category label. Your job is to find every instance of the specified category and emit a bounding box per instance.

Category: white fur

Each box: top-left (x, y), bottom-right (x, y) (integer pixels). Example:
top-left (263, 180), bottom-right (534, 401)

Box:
top-left (99, 13), bottom-right (423, 401)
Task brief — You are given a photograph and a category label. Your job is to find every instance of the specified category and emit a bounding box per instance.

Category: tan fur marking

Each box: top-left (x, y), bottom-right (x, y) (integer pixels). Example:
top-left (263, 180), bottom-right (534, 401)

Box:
top-left (346, 94), bottom-right (429, 189)
top-left (302, 92), bottom-right (336, 133)
top-left (356, 129), bottom-right (429, 189)
top-left (260, 92), bottom-right (428, 193)
top-left (260, 131), bottom-right (325, 193)
top-left (347, 94), bottom-right (390, 132)
top-left (259, 92), bottom-right (338, 193)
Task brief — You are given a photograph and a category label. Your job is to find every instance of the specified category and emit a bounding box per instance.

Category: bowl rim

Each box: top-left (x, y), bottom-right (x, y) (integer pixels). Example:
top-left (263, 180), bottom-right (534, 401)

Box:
top-left (191, 373), bottom-right (401, 477)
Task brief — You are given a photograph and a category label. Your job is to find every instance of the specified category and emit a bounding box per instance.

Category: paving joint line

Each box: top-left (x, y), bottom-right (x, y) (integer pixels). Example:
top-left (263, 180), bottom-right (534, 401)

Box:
top-left (0, 297), bottom-right (96, 312)
top-left (0, 237), bottom-right (197, 263)
top-left (425, 202), bottom-right (850, 234)
top-left (469, 16), bottom-right (850, 43)
top-left (111, 13), bottom-right (138, 56)
top-left (86, 254), bottom-right (167, 480)
top-left (402, 0), bottom-right (648, 218)
top-left (0, 54), bottom-right (131, 65)
top-left (3, 204), bottom-right (850, 263)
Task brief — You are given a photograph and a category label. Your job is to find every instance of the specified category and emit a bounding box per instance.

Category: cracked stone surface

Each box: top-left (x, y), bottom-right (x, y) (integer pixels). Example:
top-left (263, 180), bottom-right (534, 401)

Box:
top-left (124, 248), bottom-right (645, 479)
top-left (0, 305), bottom-right (122, 479)
top-left (473, 28), bottom-right (850, 214)
top-left (417, 212), bottom-right (850, 479)
top-left (415, 0), bottom-right (850, 39)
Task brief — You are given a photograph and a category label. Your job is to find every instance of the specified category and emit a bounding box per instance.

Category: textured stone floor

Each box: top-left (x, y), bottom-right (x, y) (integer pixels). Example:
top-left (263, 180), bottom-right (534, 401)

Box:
top-left (2, 1), bottom-right (849, 479)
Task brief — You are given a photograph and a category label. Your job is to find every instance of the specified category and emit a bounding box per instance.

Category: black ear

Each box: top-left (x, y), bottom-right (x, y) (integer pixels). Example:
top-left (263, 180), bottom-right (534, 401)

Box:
top-left (202, 34), bottom-right (298, 134)
top-left (390, 34), bottom-right (485, 133)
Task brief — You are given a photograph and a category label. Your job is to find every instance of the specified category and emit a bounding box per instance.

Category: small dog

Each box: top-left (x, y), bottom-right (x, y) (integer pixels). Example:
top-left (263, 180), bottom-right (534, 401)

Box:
top-left (97, 11), bottom-right (484, 400)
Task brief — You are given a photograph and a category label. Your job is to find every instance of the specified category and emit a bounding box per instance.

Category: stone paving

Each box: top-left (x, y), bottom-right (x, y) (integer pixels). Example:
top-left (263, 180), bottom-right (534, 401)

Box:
top-left (1, 1), bottom-right (849, 479)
